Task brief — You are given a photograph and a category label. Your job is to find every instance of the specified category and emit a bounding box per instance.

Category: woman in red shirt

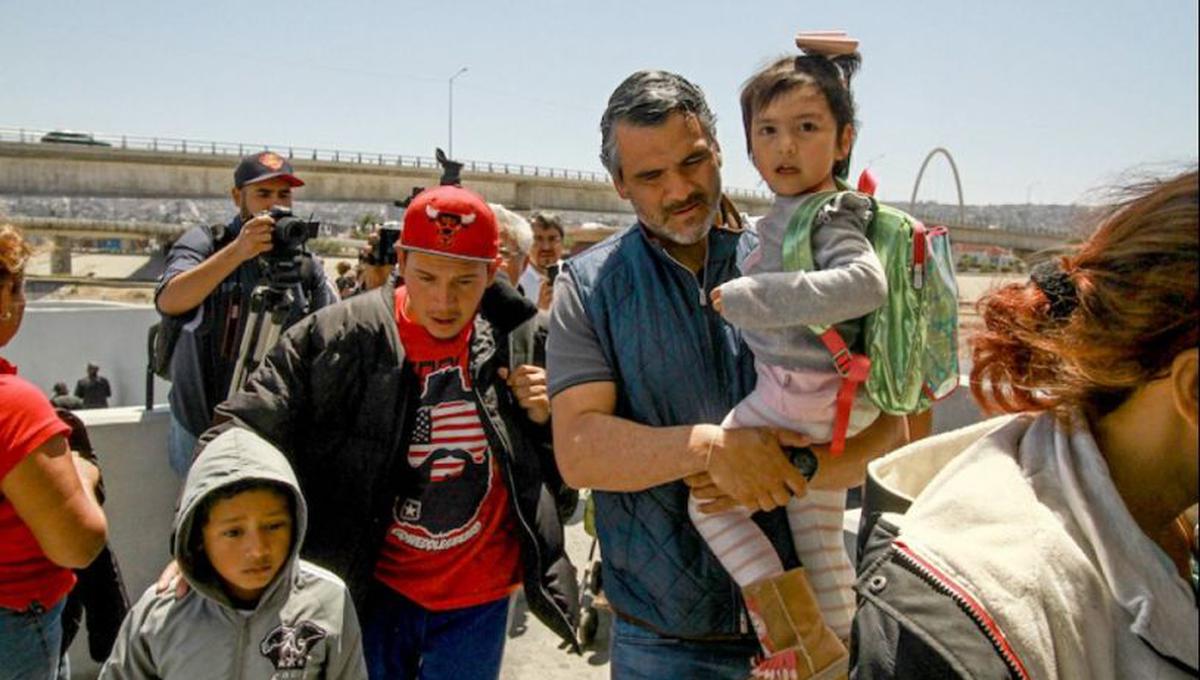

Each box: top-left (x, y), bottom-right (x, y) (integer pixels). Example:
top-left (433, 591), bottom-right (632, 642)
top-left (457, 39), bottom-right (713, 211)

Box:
top-left (0, 223), bottom-right (107, 679)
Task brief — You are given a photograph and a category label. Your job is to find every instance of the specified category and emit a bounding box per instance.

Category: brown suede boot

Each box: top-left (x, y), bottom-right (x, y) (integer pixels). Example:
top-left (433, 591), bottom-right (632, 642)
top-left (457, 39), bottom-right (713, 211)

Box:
top-left (742, 568), bottom-right (848, 680)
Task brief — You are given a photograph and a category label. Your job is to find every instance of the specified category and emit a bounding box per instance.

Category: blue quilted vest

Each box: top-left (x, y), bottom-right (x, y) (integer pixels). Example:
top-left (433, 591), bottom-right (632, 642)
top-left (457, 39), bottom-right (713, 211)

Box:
top-left (565, 223), bottom-right (799, 638)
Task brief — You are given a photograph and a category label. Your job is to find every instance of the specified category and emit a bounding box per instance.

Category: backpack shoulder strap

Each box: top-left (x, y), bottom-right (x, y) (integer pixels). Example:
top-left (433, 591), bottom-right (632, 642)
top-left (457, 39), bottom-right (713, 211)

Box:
top-left (780, 190), bottom-right (842, 273)
top-left (208, 222), bottom-right (232, 249)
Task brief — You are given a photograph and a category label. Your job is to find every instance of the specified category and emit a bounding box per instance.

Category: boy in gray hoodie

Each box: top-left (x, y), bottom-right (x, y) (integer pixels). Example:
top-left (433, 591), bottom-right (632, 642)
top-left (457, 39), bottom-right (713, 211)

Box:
top-left (100, 428), bottom-right (366, 679)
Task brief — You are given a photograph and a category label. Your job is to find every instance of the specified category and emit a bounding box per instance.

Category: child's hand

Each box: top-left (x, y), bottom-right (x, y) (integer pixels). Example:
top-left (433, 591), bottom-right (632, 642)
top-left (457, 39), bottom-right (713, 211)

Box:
top-left (709, 287), bottom-right (724, 314)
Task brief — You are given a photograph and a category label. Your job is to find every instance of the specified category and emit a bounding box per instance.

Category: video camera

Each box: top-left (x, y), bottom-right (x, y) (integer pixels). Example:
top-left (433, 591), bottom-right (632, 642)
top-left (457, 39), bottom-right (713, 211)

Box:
top-left (266, 207), bottom-right (320, 258)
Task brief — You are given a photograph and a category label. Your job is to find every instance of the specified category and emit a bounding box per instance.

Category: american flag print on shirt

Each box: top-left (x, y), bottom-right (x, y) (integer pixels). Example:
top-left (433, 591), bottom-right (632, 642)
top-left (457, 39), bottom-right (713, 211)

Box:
top-left (407, 365), bottom-right (490, 483)
top-left (409, 399), bottom-right (489, 481)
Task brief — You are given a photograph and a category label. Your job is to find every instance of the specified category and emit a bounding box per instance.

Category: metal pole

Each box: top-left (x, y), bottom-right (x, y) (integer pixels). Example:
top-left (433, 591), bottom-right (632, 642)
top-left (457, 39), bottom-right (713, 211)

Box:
top-left (448, 66), bottom-right (468, 158)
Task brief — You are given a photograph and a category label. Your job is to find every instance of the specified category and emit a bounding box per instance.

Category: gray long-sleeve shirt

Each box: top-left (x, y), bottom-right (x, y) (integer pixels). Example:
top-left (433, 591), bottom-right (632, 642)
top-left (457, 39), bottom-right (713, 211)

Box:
top-left (717, 192), bottom-right (887, 371)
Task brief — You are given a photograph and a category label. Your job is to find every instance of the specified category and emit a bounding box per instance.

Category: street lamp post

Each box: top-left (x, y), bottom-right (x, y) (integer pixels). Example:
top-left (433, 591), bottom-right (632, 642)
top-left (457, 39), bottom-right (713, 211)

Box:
top-left (448, 66), bottom-right (468, 158)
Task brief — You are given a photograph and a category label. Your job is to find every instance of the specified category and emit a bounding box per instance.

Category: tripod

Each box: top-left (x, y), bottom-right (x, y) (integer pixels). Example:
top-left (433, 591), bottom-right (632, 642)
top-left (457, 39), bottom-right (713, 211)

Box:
top-left (227, 262), bottom-right (306, 400)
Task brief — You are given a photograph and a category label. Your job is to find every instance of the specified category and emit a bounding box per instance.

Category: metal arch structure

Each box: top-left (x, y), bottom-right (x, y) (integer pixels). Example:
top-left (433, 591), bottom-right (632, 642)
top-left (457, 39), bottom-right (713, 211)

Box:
top-left (909, 147), bottom-right (965, 227)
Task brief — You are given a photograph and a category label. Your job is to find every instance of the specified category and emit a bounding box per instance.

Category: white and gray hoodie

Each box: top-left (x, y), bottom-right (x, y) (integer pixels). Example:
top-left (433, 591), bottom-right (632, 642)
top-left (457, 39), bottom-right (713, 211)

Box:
top-left (100, 428), bottom-right (367, 680)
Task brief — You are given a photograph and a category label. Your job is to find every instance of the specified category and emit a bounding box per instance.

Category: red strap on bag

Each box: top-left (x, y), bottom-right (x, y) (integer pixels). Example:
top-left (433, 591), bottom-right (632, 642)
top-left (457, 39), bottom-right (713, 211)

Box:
top-left (817, 328), bottom-right (871, 455)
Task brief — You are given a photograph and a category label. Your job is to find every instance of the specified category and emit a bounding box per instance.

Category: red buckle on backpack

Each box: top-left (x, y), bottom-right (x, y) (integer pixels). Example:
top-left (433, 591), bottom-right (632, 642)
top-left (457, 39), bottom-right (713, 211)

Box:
top-left (831, 347), bottom-right (853, 377)
top-left (912, 222), bottom-right (927, 290)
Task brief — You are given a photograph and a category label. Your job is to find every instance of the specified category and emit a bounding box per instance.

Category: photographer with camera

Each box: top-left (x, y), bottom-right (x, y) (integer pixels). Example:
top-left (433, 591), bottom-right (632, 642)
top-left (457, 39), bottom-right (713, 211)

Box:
top-left (155, 152), bottom-right (335, 477)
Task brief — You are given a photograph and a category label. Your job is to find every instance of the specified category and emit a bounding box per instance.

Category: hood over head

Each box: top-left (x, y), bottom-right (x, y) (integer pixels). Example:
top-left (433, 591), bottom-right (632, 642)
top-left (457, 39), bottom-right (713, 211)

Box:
top-left (173, 427), bottom-right (308, 609)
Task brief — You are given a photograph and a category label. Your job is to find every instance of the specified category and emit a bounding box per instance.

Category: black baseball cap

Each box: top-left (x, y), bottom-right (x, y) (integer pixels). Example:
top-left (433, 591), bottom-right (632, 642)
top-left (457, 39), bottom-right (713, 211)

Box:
top-left (234, 151), bottom-right (305, 189)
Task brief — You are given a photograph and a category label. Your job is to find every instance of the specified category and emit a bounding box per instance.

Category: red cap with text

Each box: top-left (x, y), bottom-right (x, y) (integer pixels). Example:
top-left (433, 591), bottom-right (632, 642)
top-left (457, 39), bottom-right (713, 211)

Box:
top-left (400, 186), bottom-right (499, 263)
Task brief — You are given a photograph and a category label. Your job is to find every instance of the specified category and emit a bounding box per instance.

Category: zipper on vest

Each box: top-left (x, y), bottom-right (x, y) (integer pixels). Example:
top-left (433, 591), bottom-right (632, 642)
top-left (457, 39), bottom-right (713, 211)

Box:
top-left (657, 244), bottom-right (707, 307)
top-left (890, 541), bottom-right (1030, 680)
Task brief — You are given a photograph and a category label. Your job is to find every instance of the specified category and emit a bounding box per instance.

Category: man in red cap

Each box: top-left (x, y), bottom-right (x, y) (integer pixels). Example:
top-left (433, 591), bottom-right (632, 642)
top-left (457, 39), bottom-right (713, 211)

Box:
top-left (155, 152), bottom-right (335, 478)
top-left (198, 185), bottom-right (579, 678)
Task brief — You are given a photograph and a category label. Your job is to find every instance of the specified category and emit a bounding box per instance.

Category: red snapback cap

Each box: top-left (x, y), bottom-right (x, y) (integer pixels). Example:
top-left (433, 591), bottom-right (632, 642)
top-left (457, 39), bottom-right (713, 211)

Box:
top-left (400, 186), bottom-right (498, 263)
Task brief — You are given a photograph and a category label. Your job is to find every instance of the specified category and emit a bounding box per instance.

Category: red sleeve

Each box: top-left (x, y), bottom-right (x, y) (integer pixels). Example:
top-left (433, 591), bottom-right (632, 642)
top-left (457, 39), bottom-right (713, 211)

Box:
top-left (0, 377), bottom-right (71, 483)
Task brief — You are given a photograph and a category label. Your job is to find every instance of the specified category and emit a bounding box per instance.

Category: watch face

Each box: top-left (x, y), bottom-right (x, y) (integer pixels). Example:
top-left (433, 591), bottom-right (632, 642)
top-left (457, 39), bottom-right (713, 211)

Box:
top-left (786, 447), bottom-right (819, 481)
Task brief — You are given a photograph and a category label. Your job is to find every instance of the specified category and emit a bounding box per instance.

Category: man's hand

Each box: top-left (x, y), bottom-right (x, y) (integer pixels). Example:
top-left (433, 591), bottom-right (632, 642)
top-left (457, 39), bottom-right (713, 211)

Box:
top-left (691, 426), bottom-right (811, 514)
top-left (499, 365), bottom-right (550, 424)
top-left (230, 213), bottom-right (275, 263)
top-left (155, 560), bottom-right (189, 599)
top-left (807, 413), bottom-right (907, 490)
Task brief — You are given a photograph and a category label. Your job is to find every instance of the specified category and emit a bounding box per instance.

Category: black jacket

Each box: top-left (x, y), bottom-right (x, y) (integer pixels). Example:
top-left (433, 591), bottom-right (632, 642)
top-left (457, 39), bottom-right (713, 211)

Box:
top-left (54, 408), bottom-right (129, 662)
top-left (850, 456), bottom-right (1032, 679)
top-left (851, 517), bottom-right (1028, 679)
top-left (207, 282), bottom-right (580, 650)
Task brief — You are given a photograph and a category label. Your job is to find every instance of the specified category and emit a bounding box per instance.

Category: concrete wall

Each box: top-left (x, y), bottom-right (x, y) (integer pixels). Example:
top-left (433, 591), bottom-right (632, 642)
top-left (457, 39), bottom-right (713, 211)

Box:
top-left (5, 301), bottom-right (169, 408)
top-left (65, 406), bottom-right (177, 678)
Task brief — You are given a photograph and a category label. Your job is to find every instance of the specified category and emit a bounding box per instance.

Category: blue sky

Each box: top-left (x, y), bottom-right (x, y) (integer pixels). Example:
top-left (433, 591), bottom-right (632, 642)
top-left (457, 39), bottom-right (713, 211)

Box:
top-left (2, 0), bottom-right (1196, 205)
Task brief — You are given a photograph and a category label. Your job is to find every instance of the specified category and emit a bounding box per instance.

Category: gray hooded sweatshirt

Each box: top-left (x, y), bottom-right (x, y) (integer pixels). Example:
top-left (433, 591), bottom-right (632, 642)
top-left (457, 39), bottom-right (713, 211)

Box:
top-left (100, 428), bottom-right (367, 680)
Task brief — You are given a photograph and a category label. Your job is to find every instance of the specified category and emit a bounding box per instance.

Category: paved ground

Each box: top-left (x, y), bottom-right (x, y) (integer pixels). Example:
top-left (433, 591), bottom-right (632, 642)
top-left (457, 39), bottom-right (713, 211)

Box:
top-left (501, 504), bottom-right (612, 679)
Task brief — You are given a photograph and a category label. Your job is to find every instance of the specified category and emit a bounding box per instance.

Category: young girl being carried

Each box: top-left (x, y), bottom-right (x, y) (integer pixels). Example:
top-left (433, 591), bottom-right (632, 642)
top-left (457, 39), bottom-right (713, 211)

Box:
top-left (689, 34), bottom-right (883, 680)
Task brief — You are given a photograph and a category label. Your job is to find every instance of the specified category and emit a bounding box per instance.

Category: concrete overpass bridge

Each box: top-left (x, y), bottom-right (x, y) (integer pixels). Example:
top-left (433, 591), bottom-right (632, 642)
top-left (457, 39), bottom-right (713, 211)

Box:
top-left (2, 129), bottom-right (1067, 273)
top-left (0, 128), bottom-right (772, 214)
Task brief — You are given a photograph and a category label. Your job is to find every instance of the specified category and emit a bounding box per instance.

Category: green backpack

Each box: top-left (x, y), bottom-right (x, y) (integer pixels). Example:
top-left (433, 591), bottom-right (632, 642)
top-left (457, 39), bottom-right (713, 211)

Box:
top-left (780, 176), bottom-right (960, 454)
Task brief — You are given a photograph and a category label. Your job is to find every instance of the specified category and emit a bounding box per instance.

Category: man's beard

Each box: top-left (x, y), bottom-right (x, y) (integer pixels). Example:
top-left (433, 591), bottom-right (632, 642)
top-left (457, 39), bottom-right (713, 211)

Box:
top-left (642, 190), bottom-right (720, 246)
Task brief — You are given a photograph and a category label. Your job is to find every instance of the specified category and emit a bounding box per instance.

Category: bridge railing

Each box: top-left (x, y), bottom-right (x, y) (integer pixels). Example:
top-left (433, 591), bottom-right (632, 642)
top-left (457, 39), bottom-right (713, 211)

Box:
top-left (0, 126), bottom-right (771, 202)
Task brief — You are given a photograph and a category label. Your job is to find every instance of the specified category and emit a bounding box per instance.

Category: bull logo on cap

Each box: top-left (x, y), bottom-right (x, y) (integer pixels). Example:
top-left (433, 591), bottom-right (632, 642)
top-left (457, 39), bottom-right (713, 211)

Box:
top-left (425, 204), bottom-right (476, 247)
top-left (258, 152), bottom-right (284, 171)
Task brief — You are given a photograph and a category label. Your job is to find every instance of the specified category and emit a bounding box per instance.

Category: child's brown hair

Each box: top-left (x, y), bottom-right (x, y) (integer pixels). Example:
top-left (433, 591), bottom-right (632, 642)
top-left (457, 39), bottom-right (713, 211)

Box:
top-left (739, 53), bottom-right (862, 179)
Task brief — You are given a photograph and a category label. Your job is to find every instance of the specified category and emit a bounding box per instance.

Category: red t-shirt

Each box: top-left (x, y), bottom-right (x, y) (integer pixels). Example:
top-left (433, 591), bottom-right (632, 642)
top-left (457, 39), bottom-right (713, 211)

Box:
top-left (373, 288), bottom-right (522, 610)
top-left (0, 357), bottom-right (75, 611)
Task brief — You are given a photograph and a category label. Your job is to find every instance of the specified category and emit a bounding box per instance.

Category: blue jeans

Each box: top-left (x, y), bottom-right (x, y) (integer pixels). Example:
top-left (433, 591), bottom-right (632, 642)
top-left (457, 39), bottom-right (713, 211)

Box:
top-left (609, 616), bottom-right (759, 680)
top-left (362, 582), bottom-right (509, 680)
top-left (0, 599), bottom-right (67, 680)
top-left (168, 413), bottom-right (198, 478)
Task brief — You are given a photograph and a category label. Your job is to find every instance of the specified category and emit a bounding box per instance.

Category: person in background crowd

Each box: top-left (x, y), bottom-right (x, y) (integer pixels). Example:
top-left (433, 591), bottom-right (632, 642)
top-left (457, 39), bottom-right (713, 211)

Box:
top-left (519, 211), bottom-right (566, 311)
top-left (1, 223), bottom-right (108, 680)
top-left (51, 382), bottom-right (84, 410)
top-left (491, 204), bottom-right (535, 294)
top-left (75, 362), bottom-right (112, 409)
top-left (491, 202), bottom-right (577, 522)
top-left (853, 169), bottom-right (1199, 679)
top-left (155, 152), bottom-right (335, 477)
top-left (335, 260), bottom-right (357, 299)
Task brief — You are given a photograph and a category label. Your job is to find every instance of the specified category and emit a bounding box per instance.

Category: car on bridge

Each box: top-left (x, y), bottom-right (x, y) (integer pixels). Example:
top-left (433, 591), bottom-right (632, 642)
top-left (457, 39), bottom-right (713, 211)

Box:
top-left (40, 130), bottom-right (111, 147)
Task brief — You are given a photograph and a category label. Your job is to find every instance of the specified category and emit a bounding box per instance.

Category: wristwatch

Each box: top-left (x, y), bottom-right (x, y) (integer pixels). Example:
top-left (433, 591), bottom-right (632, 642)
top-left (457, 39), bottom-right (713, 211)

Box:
top-left (784, 446), bottom-right (819, 481)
